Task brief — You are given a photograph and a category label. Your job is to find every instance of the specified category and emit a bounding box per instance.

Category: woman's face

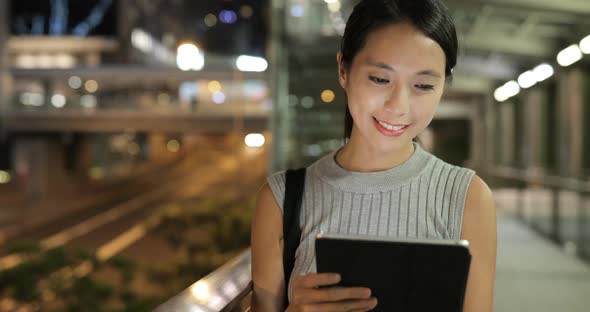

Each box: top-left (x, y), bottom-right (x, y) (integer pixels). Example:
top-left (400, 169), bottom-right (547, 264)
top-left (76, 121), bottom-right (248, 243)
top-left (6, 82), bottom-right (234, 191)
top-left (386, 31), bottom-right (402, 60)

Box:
top-left (338, 22), bottom-right (447, 154)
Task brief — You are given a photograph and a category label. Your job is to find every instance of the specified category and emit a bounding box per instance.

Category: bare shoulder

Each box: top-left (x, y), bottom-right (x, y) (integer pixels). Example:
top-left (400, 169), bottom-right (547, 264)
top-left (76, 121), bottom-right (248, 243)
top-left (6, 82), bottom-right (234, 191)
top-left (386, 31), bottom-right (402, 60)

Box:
top-left (250, 182), bottom-right (285, 311)
top-left (255, 182), bottom-right (281, 217)
top-left (462, 174), bottom-right (496, 238)
top-left (466, 174), bottom-right (494, 207)
top-left (252, 182), bottom-right (284, 250)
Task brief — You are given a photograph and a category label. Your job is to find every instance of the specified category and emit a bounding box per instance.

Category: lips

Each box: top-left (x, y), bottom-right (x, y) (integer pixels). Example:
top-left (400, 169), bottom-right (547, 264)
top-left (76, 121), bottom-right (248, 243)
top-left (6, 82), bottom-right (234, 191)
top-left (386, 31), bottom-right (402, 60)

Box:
top-left (373, 117), bottom-right (409, 137)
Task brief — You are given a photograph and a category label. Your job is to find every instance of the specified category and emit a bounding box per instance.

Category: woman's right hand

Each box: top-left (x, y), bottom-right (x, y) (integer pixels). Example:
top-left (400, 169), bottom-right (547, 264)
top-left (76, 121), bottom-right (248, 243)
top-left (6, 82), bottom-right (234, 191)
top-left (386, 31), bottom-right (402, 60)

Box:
top-left (285, 273), bottom-right (378, 312)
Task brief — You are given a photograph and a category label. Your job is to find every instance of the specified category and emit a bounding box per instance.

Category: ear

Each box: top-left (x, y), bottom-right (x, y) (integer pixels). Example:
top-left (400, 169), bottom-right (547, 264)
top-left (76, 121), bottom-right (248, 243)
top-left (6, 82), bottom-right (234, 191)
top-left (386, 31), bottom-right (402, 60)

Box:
top-left (337, 51), bottom-right (348, 89)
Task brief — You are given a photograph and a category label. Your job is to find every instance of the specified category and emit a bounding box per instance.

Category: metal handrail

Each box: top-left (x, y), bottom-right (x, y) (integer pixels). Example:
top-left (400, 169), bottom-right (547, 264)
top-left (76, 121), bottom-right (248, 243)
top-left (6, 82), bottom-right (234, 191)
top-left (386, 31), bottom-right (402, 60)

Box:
top-left (154, 249), bottom-right (253, 312)
top-left (487, 165), bottom-right (590, 263)
top-left (489, 165), bottom-right (590, 193)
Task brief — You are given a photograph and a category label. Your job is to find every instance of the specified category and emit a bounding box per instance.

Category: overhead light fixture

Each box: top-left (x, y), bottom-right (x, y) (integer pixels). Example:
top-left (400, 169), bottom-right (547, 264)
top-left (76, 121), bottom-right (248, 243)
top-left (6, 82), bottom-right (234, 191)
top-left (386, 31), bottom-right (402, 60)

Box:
top-left (557, 44), bottom-right (583, 67)
top-left (532, 63), bottom-right (554, 82)
top-left (494, 80), bottom-right (520, 102)
top-left (236, 55), bottom-right (268, 72)
top-left (517, 71), bottom-right (536, 89)
top-left (580, 34), bottom-right (590, 54)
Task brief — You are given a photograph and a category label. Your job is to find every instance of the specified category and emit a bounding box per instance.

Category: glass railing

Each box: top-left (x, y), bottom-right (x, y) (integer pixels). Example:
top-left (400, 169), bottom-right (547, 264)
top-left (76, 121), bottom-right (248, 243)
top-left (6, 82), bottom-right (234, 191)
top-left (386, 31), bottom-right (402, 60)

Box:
top-left (154, 249), bottom-right (252, 312)
top-left (487, 165), bottom-right (590, 263)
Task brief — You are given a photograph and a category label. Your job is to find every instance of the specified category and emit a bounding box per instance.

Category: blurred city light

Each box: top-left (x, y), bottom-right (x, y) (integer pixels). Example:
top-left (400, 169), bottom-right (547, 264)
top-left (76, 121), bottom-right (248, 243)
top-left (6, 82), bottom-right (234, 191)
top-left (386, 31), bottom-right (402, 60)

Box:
top-left (321, 90), bottom-right (335, 103)
top-left (68, 76), bottom-right (83, 89)
top-left (245, 133), bottom-right (265, 147)
top-left (242, 80), bottom-right (268, 101)
top-left (191, 281), bottom-right (210, 301)
top-left (240, 5), bottom-right (254, 18)
top-left (0, 171), bottom-right (11, 184)
top-left (208, 80), bottom-right (222, 93)
top-left (580, 35), bottom-right (590, 54)
top-left (131, 28), bottom-right (153, 52)
top-left (81, 95), bottom-right (97, 108)
top-left (20, 93), bottom-right (44, 106)
top-left (517, 71), bottom-right (536, 89)
top-left (532, 63), bottom-right (554, 82)
top-left (177, 43), bottom-right (205, 71)
top-left (557, 44), bottom-right (583, 67)
top-left (204, 14), bottom-right (218, 27)
top-left (37, 54), bottom-right (53, 68)
top-left (235, 55), bottom-right (268, 72)
top-left (15, 54), bottom-right (36, 68)
top-left (301, 96), bottom-right (314, 108)
top-left (51, 94), bottom-right (67, 108)
top-left (179, 81), bottom-right (198, 102)
top-left (12, 54), bottom-right (70, 70)
top-left (219, 10), bottom-right (238, 24)
top-left (212, 91), bottom-right (226, 104)
top-left (54, 53), bottom-right (76, 68)
top-left (85, 80), bottom-right (99, 93)
top-left (131, 28), bottom-right (176, 64)
top-left (290, 5), bottom-right (304, 17)
top-left (167, 140), bottom-right (180, 153)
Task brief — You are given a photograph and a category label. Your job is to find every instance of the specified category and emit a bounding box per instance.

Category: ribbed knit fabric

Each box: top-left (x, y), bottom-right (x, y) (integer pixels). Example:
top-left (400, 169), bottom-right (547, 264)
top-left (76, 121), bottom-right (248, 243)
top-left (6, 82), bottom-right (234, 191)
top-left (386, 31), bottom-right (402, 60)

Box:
top-left (266, 142), bottom-right (475, 302)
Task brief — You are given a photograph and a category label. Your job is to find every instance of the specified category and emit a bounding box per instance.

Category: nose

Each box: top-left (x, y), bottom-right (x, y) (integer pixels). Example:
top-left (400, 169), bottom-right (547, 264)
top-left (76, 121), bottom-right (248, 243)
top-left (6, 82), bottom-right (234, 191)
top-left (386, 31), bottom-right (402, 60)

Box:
top-left (383, 83), bottom-right (410, 117)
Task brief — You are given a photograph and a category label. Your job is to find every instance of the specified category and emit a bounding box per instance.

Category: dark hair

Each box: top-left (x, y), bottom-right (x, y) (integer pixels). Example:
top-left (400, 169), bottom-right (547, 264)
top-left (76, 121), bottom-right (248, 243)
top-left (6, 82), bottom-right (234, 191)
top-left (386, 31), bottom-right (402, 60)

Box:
top-left (341, 0), bottom-right (458, 140)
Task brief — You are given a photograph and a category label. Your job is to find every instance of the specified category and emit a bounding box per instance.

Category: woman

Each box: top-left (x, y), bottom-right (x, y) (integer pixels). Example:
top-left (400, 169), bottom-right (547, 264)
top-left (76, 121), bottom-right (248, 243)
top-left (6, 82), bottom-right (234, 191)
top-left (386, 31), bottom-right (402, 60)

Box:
top-left (251, 0), bottom-right (496, 311)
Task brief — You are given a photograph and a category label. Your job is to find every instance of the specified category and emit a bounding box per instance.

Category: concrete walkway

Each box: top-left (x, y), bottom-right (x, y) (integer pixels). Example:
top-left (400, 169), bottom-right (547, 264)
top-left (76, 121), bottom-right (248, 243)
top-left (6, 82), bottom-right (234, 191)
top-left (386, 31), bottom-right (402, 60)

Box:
top-left (494, 190), bottom-right (590, 312)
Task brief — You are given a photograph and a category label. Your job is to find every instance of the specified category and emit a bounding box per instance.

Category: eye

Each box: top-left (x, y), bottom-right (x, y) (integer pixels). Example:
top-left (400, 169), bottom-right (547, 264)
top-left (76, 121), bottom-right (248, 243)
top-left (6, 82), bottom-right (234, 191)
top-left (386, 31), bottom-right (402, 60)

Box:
top-left (415, 84), bottom-right (435, 91)
top-left (369, 76), bottom-right (389, 84)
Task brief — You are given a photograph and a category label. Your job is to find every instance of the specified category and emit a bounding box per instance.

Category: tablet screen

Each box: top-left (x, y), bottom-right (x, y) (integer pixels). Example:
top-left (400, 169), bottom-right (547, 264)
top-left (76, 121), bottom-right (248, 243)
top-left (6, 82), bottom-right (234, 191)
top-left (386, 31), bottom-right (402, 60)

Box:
top-left (315, 234), bottom-right (471, 312)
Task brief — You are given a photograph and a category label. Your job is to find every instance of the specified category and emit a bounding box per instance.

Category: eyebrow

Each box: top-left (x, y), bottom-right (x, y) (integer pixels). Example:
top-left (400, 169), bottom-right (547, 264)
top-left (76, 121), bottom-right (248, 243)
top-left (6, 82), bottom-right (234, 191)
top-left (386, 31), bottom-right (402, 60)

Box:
top-left (366, 61), bottom-right (443, 79)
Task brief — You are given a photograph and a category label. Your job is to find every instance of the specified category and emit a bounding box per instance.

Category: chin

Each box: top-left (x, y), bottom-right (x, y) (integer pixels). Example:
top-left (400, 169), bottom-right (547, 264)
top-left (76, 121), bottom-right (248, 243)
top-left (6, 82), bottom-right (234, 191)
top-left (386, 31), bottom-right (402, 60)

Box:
top-left (369, 137), bottom-right (413, 154)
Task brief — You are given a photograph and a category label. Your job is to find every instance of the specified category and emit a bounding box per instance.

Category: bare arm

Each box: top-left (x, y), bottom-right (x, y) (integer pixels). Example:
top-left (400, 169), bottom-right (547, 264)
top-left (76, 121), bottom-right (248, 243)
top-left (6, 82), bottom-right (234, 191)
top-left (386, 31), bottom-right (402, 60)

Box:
top-left (461, 175), bottom-right (497, 312)
top-left (251, 183), bottom-right (285, 312)
top-left (250, 183), bottom-right (376, 312)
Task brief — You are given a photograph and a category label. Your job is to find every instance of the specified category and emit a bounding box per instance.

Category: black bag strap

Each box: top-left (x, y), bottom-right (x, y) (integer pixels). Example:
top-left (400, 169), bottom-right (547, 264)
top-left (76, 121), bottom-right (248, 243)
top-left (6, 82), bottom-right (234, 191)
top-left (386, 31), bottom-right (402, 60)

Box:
top-left (282, 167), bottom-right (306, 309)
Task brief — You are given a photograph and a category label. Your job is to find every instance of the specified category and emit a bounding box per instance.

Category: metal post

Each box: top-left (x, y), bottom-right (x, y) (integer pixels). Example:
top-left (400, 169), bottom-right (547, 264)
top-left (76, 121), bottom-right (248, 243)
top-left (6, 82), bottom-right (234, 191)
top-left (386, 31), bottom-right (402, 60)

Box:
top-left (551, 187), bottom-right (561, 243)
top-left (579, 191), bottom-right (589, 261)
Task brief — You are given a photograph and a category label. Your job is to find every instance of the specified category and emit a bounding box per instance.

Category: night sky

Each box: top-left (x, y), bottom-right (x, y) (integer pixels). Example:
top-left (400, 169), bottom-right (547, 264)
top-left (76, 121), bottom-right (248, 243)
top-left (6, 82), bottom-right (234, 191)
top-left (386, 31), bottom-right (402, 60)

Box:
top-left (10, 0), bottom-right (269, 56)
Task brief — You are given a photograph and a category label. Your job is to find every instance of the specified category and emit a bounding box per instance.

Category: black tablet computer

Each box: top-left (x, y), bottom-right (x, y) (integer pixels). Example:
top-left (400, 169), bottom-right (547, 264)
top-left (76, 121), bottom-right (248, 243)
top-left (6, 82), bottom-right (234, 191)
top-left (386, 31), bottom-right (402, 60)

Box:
top-left (315, 233), bottom-right (471, 312)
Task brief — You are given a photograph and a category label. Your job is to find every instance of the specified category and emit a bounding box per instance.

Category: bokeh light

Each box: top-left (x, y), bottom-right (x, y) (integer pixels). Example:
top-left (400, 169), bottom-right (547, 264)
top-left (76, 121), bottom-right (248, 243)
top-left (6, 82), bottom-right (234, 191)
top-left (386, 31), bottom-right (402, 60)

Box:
top-left (212, 91), bottom-right (226, 104)
top-left (219, 10), bottom-right (238, 24)
top-left (208, 80), bottom-right (222, 93)
top-left (240, 5), bottom-right (254, 18)
top-left (321, 90), bottom-right (335, 103)
top-left (245, 133), bottom-right (265, 147)
top-left (84, 80), bottom-right (98, 93)
top-left (204, 14), bottom-right (218, 27)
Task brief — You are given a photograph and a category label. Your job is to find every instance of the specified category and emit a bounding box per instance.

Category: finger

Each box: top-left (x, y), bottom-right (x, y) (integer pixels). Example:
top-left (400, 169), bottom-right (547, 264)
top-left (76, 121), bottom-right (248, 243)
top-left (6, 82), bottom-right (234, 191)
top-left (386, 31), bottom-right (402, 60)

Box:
top-left (299, 287), bottom-right (372, 303)
top-left (349, 298), bottom-right (378, 312)
top-left (297, 273), bottom-right (341, 288)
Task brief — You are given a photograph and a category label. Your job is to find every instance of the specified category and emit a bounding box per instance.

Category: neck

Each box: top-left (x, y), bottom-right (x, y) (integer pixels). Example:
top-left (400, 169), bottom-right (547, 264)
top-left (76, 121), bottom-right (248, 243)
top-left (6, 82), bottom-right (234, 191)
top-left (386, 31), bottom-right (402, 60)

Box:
top-left (335, 138), bottom-right (416, 173)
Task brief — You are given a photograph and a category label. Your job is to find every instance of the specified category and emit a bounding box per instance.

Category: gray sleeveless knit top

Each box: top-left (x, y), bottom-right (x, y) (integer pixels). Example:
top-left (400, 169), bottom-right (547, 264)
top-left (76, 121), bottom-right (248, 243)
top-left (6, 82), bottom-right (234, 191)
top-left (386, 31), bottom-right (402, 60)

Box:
top-left (266, 142), bottom-right (475, 302)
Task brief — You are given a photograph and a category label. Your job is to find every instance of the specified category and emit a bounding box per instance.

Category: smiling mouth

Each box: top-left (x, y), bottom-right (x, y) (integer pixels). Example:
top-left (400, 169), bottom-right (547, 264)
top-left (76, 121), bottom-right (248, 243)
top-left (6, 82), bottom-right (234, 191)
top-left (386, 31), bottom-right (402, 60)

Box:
top-left (373, 117), bottom-right (409, 131)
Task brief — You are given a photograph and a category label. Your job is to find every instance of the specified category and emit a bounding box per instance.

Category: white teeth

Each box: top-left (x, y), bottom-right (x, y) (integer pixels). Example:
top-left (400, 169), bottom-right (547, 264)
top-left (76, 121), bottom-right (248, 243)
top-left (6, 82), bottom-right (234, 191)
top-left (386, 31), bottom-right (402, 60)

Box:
top-left (377, 119), bottom-right (405, 131)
